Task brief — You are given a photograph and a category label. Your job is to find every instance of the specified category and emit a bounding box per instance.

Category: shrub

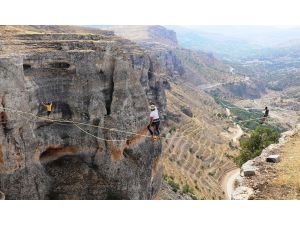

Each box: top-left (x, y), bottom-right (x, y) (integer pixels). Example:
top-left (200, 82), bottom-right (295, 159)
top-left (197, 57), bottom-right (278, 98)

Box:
top-left (182, 184), bottom-right (197, 200)
top-left (182, 184), bottom-right (191, 194)
top-left (168, 180), bottom-right (180, 193)
top-left (164, 175), bottom-right (180, 193)
top-left (234, 125), bottom-right (280, 167)
top-left (169, 126), bottom-right (176, 133)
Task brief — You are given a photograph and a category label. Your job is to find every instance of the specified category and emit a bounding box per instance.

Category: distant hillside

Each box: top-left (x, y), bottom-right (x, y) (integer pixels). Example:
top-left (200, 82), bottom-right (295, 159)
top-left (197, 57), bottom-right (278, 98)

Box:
top-left (166, 26), bottom-right (262, 60)
top-left (103, 25), bottom-right (178, 45)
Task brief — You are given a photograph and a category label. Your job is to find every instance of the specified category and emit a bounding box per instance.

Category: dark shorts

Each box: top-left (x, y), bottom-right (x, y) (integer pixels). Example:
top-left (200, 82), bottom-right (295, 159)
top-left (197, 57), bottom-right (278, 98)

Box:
top-left (148, 120), bottom-right (160, 135)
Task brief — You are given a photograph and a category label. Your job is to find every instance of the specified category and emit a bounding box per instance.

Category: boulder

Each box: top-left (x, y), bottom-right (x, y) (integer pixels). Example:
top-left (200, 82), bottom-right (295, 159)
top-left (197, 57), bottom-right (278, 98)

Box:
top-left (266, 155), bottom-right (281, 163)
top-left (180, 106), bottom-right (193, 117)
top-left (242, 166), bottom-right (256, 177)
top-left (231, 186), bottom-right (254, 200)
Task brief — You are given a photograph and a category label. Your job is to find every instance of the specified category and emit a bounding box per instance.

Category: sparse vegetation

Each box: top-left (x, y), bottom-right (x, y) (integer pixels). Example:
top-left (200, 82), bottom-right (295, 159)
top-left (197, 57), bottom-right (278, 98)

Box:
top-left (216, 112), bottom-right (228, 119)
top-left (164, 174), bottom-right (180, 193)
top-left (228, 141), bottom-right (236, 149)
top-left (169, 126), bottom-right (176, 133)
top-left (182, 184), bottom-right (198, 200)
top-left (213, 97), bottom-right (286, 132)
top-left (234, 125), bottom-right (280, 167)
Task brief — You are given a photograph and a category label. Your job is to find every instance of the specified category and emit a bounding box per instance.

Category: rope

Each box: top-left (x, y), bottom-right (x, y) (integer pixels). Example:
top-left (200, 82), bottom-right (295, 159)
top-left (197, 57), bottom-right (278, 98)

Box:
top-left (0, 105), bottom-right (267, 143)
top-left (0, 106), bottom-right (151, 138)
top-left (73, 123), bottom-right (126, 142)
top-left (0, 50), bottom-right (280, 142)
top-left (0, 105), bottom-right (191, 141)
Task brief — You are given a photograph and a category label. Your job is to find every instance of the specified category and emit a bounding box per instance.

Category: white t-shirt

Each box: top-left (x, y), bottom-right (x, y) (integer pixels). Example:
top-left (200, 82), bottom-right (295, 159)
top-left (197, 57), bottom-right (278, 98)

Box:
top-left (150, 107), bottom-right (159, 120)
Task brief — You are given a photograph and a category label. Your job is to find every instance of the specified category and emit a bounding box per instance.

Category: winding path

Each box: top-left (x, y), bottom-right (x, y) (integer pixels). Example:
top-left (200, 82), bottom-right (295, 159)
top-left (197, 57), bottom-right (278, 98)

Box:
top-left (221, 168), bottom-right (240, 200)
top-left (232, 124), bottom-right (243, 145)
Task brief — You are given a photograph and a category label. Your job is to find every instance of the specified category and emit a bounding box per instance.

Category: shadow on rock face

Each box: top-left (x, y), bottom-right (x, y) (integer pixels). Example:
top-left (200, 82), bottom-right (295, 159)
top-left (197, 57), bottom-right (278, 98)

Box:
top-left (42, 155), bottom-right (129, 200)
top-left (40, 145), bottom-right (79, 163)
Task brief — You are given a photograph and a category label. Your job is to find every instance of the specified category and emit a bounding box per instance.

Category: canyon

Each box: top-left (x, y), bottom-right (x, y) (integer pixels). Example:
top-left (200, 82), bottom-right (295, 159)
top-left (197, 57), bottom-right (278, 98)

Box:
top-left (1, 25), bottom-right (299, 200)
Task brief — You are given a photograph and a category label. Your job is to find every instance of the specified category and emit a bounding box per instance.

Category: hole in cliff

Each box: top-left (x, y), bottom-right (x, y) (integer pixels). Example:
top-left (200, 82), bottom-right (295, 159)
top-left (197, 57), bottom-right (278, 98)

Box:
top-left (99, 69), bottom-right (104, 74)
top-left (106, 191), bottom-right (123, 200)
top-left (102, 79), bottom-right (114, 116)
top-left (0, 112), bottom-right (8, 123)
top-left (148, 70), bottom-right (154, 81)
top-left (40, 145), bottom-right (79, 163)
top-left (92, 118), bottom-right (100, 126)
top-left (123, 148), bottom-right (133, 158)
top-left (23, 64), bottom-right (31, 70)
top-left (123, 148), bottom-right (140, 160)
top-left (44, 155), bottom-right (109, 199)
top-left (49, 62), bottom-right (70, 69)
top-left (59, 102), bottom-right (73, 119)
top-left (0, 112), bottom-right (9, 136)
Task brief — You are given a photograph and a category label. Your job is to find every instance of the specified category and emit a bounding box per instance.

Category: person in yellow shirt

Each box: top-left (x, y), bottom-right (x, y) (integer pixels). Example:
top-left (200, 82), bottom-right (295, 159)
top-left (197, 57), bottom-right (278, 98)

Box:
top-left (43, 102), bottom-right (53, 117)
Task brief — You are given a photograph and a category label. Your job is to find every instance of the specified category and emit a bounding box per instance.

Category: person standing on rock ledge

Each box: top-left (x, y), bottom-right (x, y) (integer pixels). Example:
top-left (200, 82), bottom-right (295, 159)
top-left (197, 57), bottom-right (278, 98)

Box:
top-left (42, 102), bottom-right (53, 117)
top-left (147, 103), bottom-right (160, 141)
top-left (260, 106), bottom-right (269, 124)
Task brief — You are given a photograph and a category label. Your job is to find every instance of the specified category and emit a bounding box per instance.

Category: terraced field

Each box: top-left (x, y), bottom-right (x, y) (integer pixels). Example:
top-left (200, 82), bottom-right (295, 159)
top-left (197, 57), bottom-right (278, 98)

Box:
top-left (162, 79), bottom-right (237, 199)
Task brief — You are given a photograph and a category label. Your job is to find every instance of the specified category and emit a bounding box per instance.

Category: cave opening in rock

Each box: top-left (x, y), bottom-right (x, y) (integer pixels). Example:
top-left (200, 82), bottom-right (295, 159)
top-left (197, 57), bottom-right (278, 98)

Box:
top-left (40, 145), bottom-right (79, 163)
top-left (0, 112), bottom-right (9, 136)
top-left (148, 70), bottom-right (154, 81)
top-left (49, 62), bottom-right (70, 69)
top-left (59, 102), bottom-right (73, 119)
top-left (103, 76), bottom-right (114, 116)
top-left (23, 64), bottom-right (31, 70)
top-left (106, 191), bottom-right (123, 200)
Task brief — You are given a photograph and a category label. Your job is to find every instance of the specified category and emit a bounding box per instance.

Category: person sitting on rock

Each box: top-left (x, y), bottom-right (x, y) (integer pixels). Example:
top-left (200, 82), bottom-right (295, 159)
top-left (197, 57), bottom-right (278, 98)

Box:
top-left (260, 106), bottom-right (269, 124)
top-left (43, 102), bottom-right (53, 117)
top-left (147, 103), bottom-right (160, 140)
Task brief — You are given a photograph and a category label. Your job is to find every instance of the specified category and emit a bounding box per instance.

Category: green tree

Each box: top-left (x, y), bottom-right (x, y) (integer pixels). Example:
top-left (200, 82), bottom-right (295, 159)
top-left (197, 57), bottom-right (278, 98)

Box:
top-left (235, 126), bottom-right (280, 167)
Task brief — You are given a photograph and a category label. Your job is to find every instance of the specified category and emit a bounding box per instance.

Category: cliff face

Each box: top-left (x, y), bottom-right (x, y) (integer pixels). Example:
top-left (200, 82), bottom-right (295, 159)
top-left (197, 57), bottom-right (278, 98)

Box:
top-left (0, 26), bottom-right (164, 199)
top-left (105, 26), bottom-right (185, 119)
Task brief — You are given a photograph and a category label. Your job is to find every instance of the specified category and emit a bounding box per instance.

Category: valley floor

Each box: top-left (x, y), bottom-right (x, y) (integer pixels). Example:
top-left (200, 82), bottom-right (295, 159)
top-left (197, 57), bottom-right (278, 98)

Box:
top-left (234, 89), bottom-right (300, 128)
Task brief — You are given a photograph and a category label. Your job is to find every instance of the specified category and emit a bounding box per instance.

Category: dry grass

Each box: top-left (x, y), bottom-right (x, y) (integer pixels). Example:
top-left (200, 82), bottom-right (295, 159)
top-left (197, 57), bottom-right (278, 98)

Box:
top-left (271, 133), bottom-right (300, 198)
top-left (252, 133), bottom-right (300, 199)
top-left (105, 26), bottom-right (150, 41)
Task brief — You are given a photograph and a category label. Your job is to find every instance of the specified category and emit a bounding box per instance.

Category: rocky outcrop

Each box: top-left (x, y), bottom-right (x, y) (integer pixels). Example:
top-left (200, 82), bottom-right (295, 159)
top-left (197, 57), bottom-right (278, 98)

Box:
top-left (0, 26), bottom-right (165, 199)
top-left (232, 124), bottom-right (300, 200)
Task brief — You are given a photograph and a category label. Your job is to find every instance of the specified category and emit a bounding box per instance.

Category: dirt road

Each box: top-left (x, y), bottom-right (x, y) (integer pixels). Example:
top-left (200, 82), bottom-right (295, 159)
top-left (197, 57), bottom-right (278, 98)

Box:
top-left (232, 124), bottom-right (243, 145)
top-left (221, 168), bottom-right (240, 200)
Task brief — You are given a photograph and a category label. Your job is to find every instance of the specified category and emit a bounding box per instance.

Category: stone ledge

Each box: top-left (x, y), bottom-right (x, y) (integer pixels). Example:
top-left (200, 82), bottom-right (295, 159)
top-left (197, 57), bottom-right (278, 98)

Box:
top-left (266, 155), bottom-right (281, 163)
